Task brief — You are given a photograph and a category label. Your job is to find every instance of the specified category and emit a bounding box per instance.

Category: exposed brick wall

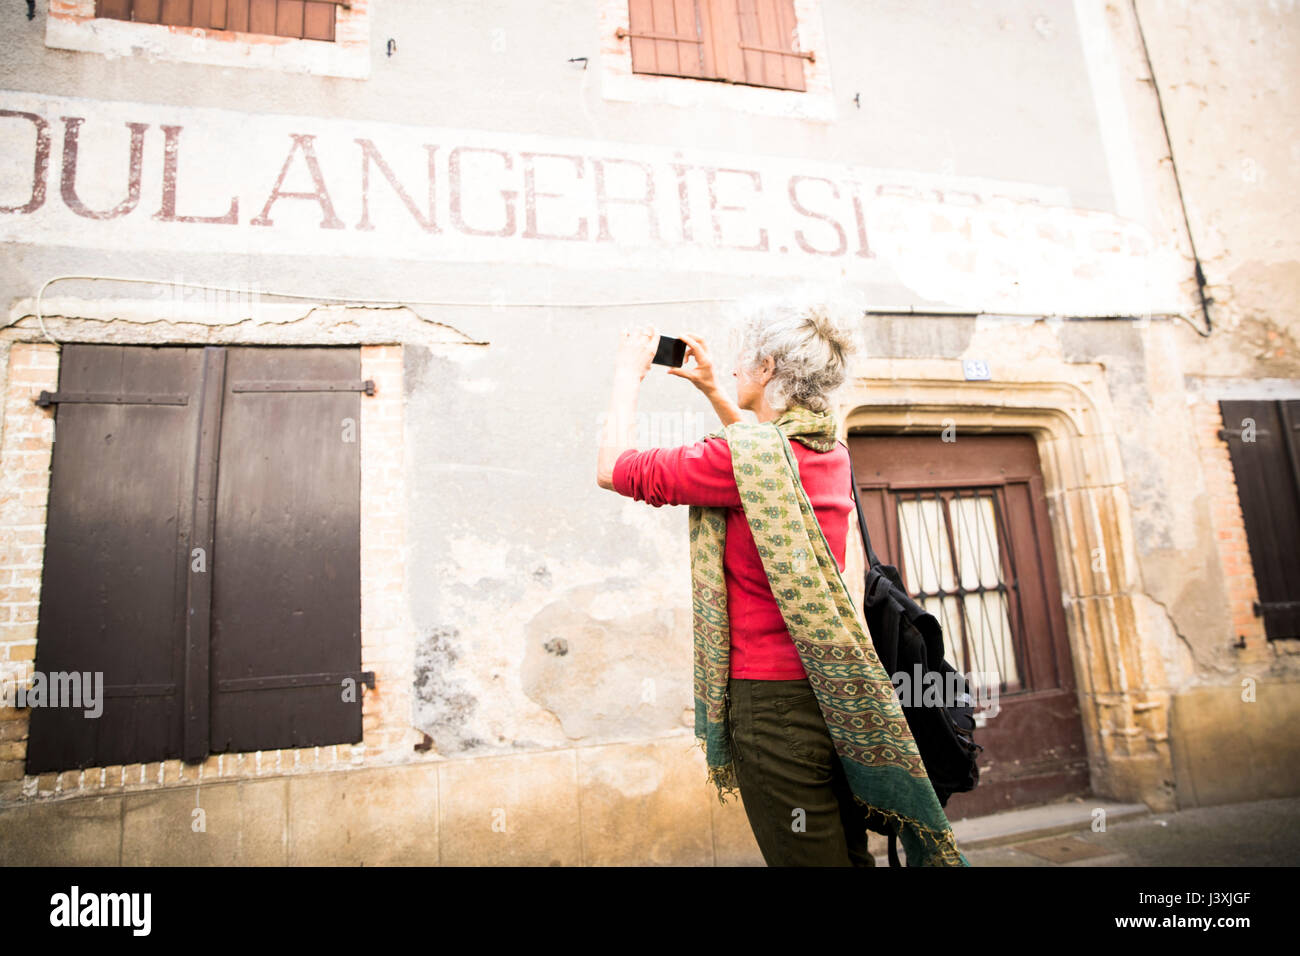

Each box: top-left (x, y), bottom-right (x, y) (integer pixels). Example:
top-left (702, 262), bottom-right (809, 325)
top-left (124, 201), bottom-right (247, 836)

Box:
top-left (0, 344), bottom-right (57, 791)
top-left (359, 344), bottom-right (417, 757)
top-left (1191, 400), bottom-right (1267, 649)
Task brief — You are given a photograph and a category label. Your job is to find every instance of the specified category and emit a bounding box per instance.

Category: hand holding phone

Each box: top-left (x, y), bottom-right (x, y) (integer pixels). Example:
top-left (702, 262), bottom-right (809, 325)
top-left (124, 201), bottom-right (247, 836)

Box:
top-left (666, 333), bottom-right (744, 425)
top-left (651, 335), bottom-right (688, 368)
top-left (665, 332), bottom-right (719, 392)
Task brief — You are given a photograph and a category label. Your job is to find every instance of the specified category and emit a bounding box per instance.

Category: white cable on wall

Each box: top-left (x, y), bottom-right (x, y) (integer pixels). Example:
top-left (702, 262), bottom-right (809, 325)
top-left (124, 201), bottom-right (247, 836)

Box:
top-left (5, 274), bottom-right (1197, 348)
top-left (8, 274), bottom-right (756, 348)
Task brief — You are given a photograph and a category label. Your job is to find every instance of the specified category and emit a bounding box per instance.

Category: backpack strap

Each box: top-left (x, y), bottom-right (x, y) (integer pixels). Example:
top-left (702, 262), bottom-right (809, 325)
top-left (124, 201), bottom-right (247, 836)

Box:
top-left (840, 439), bottom-right (882, 569)
top-left (845, 439), bottom-right (901, 867)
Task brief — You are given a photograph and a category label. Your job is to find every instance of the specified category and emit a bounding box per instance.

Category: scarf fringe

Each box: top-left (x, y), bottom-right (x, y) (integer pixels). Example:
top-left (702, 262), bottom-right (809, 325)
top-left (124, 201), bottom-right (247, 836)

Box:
top-left (696, 737), bottom-right (742, 805)
top-left (851, 795), bottom-right (968, 867)
top-left (707, 765), bottom-right (741, 806)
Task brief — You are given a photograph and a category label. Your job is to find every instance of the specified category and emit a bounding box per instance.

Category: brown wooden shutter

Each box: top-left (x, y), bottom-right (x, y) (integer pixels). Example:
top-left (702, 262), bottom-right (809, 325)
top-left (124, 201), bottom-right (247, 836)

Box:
top-left (95, 0), bottom-right (341, 41)
top-left (26, 345), bottom-right (371, 774)
top-left (1219, 399), bottom-right (1300, 641)
top-left (25, 345), bottom-right (201, 773)
top-left (208, 347), bottom-right (366, 754)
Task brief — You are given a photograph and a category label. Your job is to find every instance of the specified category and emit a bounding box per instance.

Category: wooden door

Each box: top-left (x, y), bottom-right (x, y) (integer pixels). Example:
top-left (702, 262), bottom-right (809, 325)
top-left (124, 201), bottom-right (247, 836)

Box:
top-left (849, 432), bottom-right (1089, 818)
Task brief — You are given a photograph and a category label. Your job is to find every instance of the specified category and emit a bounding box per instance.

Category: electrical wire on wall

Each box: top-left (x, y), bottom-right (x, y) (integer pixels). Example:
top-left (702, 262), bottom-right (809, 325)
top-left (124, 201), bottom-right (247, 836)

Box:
top-left (6, 274), bottom-right (757, 349)
top-left (3, 274), bottom-right (1201, 350)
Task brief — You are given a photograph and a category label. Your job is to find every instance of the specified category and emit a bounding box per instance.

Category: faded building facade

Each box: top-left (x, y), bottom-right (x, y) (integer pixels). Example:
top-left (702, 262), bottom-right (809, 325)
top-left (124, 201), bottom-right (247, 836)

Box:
top-left (0, 0), bottom-right (1296, 865)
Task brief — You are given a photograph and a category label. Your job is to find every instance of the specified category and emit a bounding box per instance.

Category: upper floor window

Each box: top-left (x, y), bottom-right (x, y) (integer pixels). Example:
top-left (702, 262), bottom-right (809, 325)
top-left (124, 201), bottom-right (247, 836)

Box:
top-left (48, 0), bottom-right (370, 77)
top-left (620, 0), bottom-right (812, 92)
top-left (94, 0), bottom-right (345, 43)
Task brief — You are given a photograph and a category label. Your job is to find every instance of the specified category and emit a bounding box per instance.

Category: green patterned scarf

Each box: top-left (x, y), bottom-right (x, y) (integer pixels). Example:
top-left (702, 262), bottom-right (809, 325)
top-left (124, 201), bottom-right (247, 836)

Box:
top-left (689, 404), bottom-right (970, 867)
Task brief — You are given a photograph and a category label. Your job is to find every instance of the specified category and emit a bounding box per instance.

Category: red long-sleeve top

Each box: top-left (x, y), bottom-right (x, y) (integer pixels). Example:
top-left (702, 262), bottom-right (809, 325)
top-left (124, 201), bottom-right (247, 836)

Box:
top-left (612, 434), bottom-right (853, 679)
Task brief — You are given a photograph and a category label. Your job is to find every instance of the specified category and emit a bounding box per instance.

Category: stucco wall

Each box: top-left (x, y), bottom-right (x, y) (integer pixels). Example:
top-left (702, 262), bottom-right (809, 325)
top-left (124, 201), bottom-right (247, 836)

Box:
top-left (0, 0), bottom-right (1296, 858)
top-left (1137, 0), bottom-right (1300, 370)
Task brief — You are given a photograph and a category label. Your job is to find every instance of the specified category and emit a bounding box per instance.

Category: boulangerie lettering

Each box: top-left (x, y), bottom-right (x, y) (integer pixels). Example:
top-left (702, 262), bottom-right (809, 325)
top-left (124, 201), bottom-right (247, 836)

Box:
top-left (0, 89), bottom-right (1184, 316)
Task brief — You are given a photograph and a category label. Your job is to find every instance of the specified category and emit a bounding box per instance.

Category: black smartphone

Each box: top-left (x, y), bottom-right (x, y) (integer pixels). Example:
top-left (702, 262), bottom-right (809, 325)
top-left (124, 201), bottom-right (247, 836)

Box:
top-left (651, 335), bottom-right (688, 368)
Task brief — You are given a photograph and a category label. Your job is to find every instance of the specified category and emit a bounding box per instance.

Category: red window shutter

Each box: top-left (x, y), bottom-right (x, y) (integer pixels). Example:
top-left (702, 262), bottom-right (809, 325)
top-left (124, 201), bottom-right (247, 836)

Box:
top-left (303, 1), bottom-right (336, 41)
top-left (706, 0), bottom-right (810, 91)
top-left (246, 0), bottom-right (276, 34)
top-left (275, 0), bottom-right (305, 37)
top-left (740, 0), bottom-right (807, 91)
top-left (205, 0), bottom-right (227, 29)
top-left (626, 0), bottom-right (708, 79)
top-left (96, 0), bottom-right (133, 19)
top-left (702, 0), bottom-right (744, 83)
top-left (96, 0), bottom-right (339, 39)
top-left (226, 0), bottom-right (250, 32)
top-left (159, 0), bottom-right (192, 25)
top-left (132, 0), bottom-right (163, 23)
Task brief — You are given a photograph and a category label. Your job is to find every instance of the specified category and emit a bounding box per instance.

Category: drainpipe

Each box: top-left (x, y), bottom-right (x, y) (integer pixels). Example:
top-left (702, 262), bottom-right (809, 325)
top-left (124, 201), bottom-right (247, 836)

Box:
top-left (1130, 0), bottom-right (1213, 337)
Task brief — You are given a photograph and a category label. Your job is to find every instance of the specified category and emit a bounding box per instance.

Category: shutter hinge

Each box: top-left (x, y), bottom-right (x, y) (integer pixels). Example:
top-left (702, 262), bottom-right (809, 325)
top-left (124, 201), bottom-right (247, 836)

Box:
top-left (34, 390), bottom-right (189, 407)
top-left (737, 41), bottom-right (815, 63)
top-left (1217, 427), bottom-right (1271, 440)
top-left (216, 671), bottom-right (376, 692)
top-left (615, 26), bottom-right (703, 45)
top-left (230, 379), bottom-right (375, 395)
top-left (1254, 601), bottom-right (1300, 617)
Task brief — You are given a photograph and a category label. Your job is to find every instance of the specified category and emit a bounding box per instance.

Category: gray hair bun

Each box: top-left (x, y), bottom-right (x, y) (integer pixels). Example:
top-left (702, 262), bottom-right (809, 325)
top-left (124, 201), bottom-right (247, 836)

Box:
top-left (739, 302), bottom-right (856, 413)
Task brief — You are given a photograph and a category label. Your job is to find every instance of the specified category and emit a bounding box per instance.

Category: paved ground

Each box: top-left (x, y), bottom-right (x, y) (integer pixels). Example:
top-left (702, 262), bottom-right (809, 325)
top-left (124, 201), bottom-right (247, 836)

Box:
top-left (948, 794), bottom-right (1300, 867)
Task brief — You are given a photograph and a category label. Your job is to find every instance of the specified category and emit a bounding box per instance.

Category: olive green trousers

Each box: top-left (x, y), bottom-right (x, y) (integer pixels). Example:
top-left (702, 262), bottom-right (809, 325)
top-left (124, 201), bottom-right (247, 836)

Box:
top-left (727, 676), bottom-right (877, 867)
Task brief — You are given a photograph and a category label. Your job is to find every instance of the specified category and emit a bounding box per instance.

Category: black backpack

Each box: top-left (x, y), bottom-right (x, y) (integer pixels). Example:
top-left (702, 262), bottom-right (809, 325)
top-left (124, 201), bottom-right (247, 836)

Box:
top-left (843, 444), bottom-right (984, 866)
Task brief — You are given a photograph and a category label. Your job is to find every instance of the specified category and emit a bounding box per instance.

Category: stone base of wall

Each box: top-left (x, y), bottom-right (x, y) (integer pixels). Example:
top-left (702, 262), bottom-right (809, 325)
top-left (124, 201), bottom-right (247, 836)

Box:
top-left (1169, 681), bottom-right (1300, 810)
top-left (8, 688), bottom-right (1296, 864)
top-left (0, 733), bottom-right (924, 864)
top-left (0, 737), bottom-right (773, 865)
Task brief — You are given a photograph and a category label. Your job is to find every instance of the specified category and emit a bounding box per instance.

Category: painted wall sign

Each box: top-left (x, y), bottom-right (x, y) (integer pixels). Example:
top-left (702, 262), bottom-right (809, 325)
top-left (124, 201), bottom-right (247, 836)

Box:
top-left (0, 90), bottom-right (1186, 315)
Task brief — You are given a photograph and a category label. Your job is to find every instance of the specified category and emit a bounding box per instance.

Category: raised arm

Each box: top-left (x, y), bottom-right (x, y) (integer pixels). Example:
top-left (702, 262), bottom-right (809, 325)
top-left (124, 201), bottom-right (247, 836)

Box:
top-left (609, 437), bottom-right (742, 508)
top-left (597, 325), bottom-right (658, 491)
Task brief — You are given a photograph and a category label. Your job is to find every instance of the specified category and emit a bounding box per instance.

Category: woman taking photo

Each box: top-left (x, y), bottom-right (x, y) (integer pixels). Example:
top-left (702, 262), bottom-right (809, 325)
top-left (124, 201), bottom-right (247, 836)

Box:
top-left (595, 304), bottom-right (968, 867)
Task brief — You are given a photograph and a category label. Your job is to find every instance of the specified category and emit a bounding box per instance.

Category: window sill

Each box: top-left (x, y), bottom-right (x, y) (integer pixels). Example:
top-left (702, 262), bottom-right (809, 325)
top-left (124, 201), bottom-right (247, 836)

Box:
top-left (45, 1), bottom-right (372, 79)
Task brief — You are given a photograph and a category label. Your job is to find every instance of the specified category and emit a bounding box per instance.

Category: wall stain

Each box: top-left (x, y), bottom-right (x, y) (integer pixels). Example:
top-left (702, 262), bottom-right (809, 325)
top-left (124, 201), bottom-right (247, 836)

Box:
top-left (413, 624), bottom-right (480, 752)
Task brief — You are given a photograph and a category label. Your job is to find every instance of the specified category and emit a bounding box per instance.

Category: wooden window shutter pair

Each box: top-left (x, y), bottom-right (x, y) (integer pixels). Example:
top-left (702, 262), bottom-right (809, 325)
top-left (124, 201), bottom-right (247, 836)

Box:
top-left (25, 345), bottom-right (371, 773)
top-left (621, 0), bottom-right (811, 92)
top-left (95, 0), bottom-right (347, 43)
top-left (1218, 399), bottom-right (1300, 641)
